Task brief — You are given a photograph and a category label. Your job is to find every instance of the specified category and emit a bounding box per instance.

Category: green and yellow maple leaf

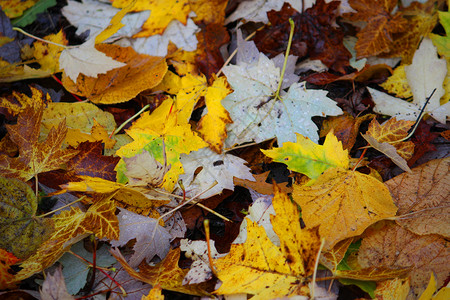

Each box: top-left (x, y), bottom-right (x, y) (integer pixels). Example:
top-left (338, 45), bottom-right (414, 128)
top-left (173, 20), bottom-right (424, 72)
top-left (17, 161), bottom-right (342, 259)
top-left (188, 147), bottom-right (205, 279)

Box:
top-left (0, 88), bottom-right (78, 181)
top-left (116, 98), bottom-right (207, 191)
top-left (262, 131), bottom-right (349, 180)
top-left (213, 185), bottom-right (321, 299)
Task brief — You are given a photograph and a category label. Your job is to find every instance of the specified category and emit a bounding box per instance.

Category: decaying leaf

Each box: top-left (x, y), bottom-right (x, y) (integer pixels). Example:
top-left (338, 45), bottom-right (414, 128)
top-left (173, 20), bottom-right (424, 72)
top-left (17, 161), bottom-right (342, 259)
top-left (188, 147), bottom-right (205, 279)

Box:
top-left (0, 176), bottom-right (53, 259)
top-left (385, 157), bottom-right (450, 237)
top-left (357, 221), bottom-right (449, 299)
top-left (40, 267), bottom-right (74, 300)
top-left (14, 194), bottom-right (119, 281)
top-left (293, 167), bottom-right (397, 250)
top-left (111, 247), bottom-right (210, 296)
top-left (0, 248), bottom-right (19, 289)
top-left (214, 185), bottom-right (321, 298)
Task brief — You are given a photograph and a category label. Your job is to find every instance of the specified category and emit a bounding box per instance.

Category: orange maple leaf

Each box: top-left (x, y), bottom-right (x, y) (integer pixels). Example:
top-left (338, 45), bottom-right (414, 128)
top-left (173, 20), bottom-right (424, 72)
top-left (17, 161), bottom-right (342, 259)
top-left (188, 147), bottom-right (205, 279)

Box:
top-left (345, 0), bottom-right (408, 58)
top-left (0, 248), bottom-right (19, 290)
top-left (0, 88), bottom-right (78, 181)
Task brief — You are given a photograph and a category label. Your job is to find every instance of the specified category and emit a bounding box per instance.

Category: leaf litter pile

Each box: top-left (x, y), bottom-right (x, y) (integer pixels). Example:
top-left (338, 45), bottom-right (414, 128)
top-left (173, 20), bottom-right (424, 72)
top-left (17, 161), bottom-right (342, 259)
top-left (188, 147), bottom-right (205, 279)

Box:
top-left (0, 0), bottom-right (449, 299)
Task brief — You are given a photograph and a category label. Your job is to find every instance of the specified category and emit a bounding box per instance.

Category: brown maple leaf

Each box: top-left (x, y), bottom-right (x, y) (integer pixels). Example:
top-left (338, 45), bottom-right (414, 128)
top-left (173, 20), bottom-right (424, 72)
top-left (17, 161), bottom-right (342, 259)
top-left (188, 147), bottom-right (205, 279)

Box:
top-left (254, 0), bottom-right (351, 73)
top-left (0, 88), bottom-right (78, 181)
top-left (345, 0), bottom-right (408, 58)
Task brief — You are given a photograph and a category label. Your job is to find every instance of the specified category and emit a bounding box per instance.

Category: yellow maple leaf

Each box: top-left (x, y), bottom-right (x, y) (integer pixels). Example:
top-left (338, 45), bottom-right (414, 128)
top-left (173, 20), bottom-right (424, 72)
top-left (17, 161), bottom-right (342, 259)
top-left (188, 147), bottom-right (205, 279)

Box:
top-left (293, 167), bottom-right (397, 250)
top-left (13, 195), bottom-right (119, 282)
top-left (213, 185), bottom-right (321, 299)
top-left (63, 175), bottom-right (169, 218)
top-left (33, 30), bottom-right (68, 73)
top-left (0, 0), bottom-right (37, 18)
top-left (375, 277), bottom-right (410, 300)
top-left (116, 98), bottom-right (207, 191)
top-left (197, 75), bottom-right (232, 153)
top-left (364, 117), bottom-right (415, 160)
top-left (112, 0), bottom-right (190, 37)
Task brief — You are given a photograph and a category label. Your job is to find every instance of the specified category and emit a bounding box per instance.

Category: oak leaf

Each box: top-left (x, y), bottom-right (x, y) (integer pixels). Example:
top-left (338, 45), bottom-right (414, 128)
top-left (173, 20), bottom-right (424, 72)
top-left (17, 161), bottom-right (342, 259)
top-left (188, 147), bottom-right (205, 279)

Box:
top-left (0, 248), bottom-right (19, 290)
top-left (213, 185), bottom-right (321, 298)
top-left (385, 157), bottom-right (449, 238)
top-left (62, 44), bottom-right (167, 104)
top-left (115, 98), bottom-right (208, 191)
top-left (262, 131), bottom-right (349, 180)
top-left (357, 221), bottom-right (449, 298)
top-left (111, 247), bottom-right (210, 296)
top-left (0, 88), bottom-right (78, 181)
top-left (293, 167), bottom-right (397, 250)
top-left (14, 194), bottom-right (119, 282)
top-left (0, 176), bottom-right (53, 259)
top-left (345, 0), bottom-right (407, 58)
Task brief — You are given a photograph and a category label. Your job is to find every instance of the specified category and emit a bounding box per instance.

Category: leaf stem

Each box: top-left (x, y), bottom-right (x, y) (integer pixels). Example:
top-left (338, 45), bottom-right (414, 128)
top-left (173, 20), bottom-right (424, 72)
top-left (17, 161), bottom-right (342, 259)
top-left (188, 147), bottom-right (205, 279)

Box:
top-left (274, 18), bottom-right (295, 101)
top-left (204, 219), bottom-right (218, 277)
top-left (110, 104), bottom-right (150, 137)
top-left (12, 27), bottom-right (71, 48)
top-left (36, 196), bottom-right (85, 218)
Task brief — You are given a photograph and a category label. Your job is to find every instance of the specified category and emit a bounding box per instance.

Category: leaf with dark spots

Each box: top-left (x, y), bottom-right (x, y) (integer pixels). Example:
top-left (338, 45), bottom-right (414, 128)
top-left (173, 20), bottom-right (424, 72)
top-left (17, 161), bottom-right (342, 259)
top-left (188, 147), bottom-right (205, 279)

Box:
top-left (254, 1), bottom-right (351, 73)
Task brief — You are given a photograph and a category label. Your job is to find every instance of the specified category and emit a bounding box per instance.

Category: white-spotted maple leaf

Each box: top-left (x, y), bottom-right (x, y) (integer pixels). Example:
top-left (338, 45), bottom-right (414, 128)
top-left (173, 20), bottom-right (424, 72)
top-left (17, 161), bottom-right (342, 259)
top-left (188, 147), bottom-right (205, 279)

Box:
top-left (222, 32), bottom-right (342, 147)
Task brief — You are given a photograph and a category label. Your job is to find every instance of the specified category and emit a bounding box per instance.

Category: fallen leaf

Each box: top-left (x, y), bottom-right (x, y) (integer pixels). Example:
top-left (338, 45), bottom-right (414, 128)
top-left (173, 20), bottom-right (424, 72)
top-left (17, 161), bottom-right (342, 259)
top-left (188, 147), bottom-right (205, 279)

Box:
top-left (214, 185), bottom-right (321, 298)
top-left (385, 157), bottom-right (449, 237)
top-left (320, 238), bottom-right (353, 271)
top-left (62, 175), bottom-right (169, 218)
top-left (0, 248), bottom-right (19, 289)
top-left (196, 75), bottom-right (232, 153)
top-left (142, 284), bottom-right (164, 300)
top-left (222, 35), bottom-right (341, 146)
top-left (0, 0), bottom-right (37, 18)
top-left (357, 221), bottom-right (449, 299)
top-left (178, 147), bottom-right (255, 199)
top-left (123, 149), bottom-right (169, 188)
top-left (362, 133), bottom-right (412, 173)
top-left (430, 9), bottom-right (450, 59)
top-left (320, 113), bottom-right (375, 150)
top-left (60, 38), bottom-right (126, 82)
top-left (0, 88), bottom-right (78, 181)
top-left (234, 171), bottom-right (292, 195)
top-left (111, 247), bottom-right (210, 296)
top-left (374, 277), bottom-right (410, 300)
top-left (111, 0), bottom-right (190, 37)
top-left (32, 30), bottom-right (67, 73)
top-left (371, 38), bottom-right (450, 124)
top-left (110, 208), bottom-right (171, 268)
top-left (62, 44), bottom-right (167, 104)
top-left (40, 267), bottom-right (74, 300)
top-left (262, 131), bottom-right (349, 180)
top-left (115, 98), bottom-right (208, 191)
top-left (14, 194), bottom-right (119, 282)
top-left (335, 266), bottom-right (411, 282)
top-left (293, 167), bottom-right (397, 249)
top-left (0, 175), bottom-right (53, 259)
top-left (254, 1), bottom-right (351, 73)
top-left (345, 0), bottom-right (407, 58)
